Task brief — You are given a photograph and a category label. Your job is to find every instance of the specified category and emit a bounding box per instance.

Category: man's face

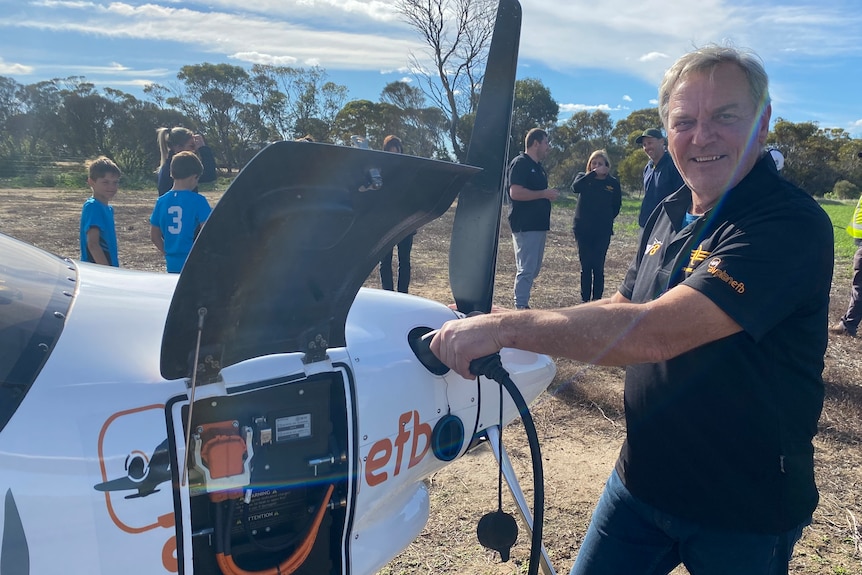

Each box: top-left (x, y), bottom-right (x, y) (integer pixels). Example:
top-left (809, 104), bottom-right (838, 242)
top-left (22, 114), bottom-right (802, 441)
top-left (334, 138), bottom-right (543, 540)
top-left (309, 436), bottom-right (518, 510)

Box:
top-left (641, 137), bottom-right (665, 163)
top-left (666, 62), bottom-right (770, 200)
top-left (533, 137), bottom-right (551, 161)
top-left (88, 174), bottom-right (119, 204)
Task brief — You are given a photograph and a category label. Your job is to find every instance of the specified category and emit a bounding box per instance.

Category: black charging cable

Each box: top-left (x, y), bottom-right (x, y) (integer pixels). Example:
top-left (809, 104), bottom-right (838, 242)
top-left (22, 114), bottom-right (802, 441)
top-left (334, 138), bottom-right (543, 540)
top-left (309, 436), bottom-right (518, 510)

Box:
top-left (412, 330), bottom-right (544, 575)
top-left (469, 353), bottom-right (544, 575)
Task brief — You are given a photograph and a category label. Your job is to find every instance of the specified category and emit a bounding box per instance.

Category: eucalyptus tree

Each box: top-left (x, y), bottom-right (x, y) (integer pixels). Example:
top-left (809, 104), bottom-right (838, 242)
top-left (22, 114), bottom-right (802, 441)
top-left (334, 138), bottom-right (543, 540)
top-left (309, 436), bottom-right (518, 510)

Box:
top-left (380, 81), bottom-right (448, 158)
top-left (610, 108), bottom-right (664, 193)
top-left (0, 76), bottom-right (25, 168)
top-left (395, 0), bottom-right (497, 162)
top-left (14, 79), bottom-right (63, 156)
top-left (163, 63), bottom-right (252, 170)
top-left (550, 109), bottom-right (613, 190)
top-left (331, 100), bottom-right (392, 147)
top-left (250, 64), bottom-right (348, 142)
top-left (509, 78), bottom-right (559, 159)
top-left (769, 118), bottom-right (848, 195)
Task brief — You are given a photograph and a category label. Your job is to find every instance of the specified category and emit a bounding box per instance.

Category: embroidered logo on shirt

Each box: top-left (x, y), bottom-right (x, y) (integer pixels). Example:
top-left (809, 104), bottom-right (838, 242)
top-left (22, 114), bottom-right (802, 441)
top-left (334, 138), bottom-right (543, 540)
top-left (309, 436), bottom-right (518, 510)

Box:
top-left (684, 244), bottom-right (711, 273)
top-left (645, 239), bottom-right (662, 256)
top-left (706, 257), bottom-right (746, 294)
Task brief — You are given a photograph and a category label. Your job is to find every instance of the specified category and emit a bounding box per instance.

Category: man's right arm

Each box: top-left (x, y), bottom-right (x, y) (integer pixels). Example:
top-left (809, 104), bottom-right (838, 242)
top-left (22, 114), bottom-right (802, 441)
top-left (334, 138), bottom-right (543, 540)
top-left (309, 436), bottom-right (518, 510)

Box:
top-left (509, 184), bottom-right (560, 202)
top-left (430, 285), bottom-right (742, 380)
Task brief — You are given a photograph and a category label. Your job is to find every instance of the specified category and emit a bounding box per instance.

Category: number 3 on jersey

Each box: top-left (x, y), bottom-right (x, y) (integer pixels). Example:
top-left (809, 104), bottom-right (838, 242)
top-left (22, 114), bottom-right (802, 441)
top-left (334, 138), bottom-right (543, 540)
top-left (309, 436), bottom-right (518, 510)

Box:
top-left (167, 206), bottom-right (183, 234)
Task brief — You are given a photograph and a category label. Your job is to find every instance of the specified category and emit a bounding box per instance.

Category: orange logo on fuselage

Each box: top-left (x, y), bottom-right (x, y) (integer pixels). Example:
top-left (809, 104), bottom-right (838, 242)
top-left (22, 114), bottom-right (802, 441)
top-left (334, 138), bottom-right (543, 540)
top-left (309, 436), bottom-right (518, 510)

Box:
top-left (365, 410), bottom-right (432, 487)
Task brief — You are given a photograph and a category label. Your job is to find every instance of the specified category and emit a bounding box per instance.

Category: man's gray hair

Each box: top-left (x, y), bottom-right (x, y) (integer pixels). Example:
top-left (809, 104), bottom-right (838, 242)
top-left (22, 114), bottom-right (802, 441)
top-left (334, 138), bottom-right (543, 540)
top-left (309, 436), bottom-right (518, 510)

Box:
top-left (658, 44), bottom-right (770, 128)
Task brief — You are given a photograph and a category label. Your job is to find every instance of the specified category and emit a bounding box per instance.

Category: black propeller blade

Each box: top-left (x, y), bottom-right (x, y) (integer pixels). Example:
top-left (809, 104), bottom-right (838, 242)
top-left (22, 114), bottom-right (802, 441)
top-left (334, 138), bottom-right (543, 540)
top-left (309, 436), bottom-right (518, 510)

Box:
top-left (2, 489), bottom-right (29, 575)
top-left (448, 0), bottom-right (521, 314)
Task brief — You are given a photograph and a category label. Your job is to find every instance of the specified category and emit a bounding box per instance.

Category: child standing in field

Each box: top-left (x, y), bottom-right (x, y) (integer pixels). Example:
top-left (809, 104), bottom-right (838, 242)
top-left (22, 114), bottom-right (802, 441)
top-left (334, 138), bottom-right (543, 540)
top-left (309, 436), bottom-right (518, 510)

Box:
top-left (149, 151), bottom-right (212, 273)
top-left (80, 156), bottom-right (121, 266)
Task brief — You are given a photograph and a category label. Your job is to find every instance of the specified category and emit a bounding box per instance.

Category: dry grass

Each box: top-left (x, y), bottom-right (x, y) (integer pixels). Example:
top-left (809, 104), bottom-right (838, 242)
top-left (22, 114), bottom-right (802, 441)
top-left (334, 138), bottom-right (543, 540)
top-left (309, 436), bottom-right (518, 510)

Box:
top-left (1, 186), bottom-right (860, 575)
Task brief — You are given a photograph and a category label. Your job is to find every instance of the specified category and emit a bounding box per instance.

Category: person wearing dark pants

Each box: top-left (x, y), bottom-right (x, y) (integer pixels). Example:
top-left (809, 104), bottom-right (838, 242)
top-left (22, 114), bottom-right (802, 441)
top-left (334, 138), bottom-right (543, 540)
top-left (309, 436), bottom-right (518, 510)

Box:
top-left (571, 150), bottom-right (622, 302)
top-left (380, 233), bottom-right (414, 293)
top-left (378, 135), bottom-right (415, 293)
top-left (830, 194), bottom-right (862, 337)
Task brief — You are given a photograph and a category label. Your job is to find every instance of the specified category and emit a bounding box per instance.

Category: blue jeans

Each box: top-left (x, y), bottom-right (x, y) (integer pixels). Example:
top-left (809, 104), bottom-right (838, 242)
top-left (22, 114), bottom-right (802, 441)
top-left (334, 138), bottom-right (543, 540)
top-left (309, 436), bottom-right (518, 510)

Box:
top-left (512, 230), bottom-right (547, 307)
top-left (570, 470), bottom-right (808, 575)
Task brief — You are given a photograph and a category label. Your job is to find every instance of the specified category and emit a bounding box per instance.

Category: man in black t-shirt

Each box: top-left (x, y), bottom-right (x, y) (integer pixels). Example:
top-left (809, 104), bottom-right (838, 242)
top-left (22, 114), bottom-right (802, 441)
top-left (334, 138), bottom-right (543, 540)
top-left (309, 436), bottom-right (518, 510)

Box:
top-left (431, 45), bottom-right (833, 575)
top-left (506, 128), bottom-right (560, 309)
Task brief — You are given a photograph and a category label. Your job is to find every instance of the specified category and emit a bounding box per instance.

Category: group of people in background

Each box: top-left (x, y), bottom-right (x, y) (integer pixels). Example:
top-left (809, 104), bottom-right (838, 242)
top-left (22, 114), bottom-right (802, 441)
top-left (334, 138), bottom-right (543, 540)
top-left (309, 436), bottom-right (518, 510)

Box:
top-left (80, 126), bottom-right (215, 274)
top-left (79, 128), bottom-right (418, 290)
top-left (505, 124), bottom-right (681, 309)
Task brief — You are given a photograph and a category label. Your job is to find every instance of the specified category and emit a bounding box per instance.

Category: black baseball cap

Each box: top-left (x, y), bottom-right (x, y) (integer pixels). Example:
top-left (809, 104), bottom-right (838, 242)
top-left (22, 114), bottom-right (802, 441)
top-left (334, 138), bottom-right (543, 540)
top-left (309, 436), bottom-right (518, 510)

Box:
top-left (635, 128), bottom-right (665, 144)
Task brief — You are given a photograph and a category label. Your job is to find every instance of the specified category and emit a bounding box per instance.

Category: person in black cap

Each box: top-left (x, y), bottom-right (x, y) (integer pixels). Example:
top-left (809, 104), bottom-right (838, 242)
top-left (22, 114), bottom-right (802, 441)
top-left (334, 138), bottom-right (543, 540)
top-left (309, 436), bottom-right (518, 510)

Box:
top-left (636, 127), bottom-right (684, 227)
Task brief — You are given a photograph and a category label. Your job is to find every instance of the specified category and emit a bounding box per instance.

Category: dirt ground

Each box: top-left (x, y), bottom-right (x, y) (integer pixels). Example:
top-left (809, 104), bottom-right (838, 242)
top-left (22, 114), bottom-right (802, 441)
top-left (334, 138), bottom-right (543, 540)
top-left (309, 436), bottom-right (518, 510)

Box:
top-left (1, 186), bottom-right (860, 575)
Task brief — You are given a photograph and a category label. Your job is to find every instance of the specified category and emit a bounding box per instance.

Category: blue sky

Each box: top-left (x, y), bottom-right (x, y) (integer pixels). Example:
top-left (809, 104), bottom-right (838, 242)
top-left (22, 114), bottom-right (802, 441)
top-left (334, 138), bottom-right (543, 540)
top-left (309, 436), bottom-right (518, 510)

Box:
top-left (1, 0), bottom-right (861, 137)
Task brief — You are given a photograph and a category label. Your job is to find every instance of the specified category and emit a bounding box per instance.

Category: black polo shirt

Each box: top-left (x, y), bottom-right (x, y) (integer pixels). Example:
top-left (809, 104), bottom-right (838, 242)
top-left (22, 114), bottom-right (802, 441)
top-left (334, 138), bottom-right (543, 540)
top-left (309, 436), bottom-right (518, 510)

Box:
top-left (507, 153), bottom-right (551, 232)
top-left (615, 155), bottom-right (833, 533)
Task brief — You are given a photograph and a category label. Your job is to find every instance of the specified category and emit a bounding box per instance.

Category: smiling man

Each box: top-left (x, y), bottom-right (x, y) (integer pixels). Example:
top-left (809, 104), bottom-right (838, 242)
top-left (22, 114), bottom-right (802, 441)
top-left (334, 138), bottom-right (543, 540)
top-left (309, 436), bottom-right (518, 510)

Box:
top-left (430, 45), bottom-right (834, 574)
top-left (636, 127), bottom-right (684, 227)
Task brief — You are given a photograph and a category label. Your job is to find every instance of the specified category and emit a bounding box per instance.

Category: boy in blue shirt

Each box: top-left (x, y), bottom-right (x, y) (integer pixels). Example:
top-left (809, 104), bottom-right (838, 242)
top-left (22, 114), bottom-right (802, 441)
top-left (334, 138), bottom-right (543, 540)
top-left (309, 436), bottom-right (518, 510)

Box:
top-left (149, 151), bottom-right (212, 273)
top-left (80, 156), bottom-right (121, 266)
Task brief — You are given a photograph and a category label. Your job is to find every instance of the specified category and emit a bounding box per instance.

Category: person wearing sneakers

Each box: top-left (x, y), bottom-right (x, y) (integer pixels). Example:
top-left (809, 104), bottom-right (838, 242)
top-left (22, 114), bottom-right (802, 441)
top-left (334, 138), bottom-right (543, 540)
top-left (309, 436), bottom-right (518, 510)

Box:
top-left (831, 193), bottom-right (862, 337)
top-left (506, 128), bottom-right (560, 309)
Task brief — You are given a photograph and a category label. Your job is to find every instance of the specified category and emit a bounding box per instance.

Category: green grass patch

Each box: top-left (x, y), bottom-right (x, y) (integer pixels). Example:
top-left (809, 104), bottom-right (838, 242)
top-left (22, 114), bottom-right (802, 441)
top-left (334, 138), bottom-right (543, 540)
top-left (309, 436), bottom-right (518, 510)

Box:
top-left (818, 199), bottom-right (858, 260)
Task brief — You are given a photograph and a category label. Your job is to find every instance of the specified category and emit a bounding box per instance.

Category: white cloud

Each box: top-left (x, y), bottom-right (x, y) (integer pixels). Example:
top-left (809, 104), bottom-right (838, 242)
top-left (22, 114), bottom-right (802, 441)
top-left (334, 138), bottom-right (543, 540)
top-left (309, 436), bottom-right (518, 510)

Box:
top-left (231, 52), bottom-right (298, 66)
top-left (639, 52), bottom-right (670, 63)
top-left (622, 95), bottom-right (632, 102)
top-left (0, 58), bottom-right (33, 74)
top-left (518, 0), bottom-right (862, 85)
top-left (9, 0), bottom-right (859, 87)
top-left (205, 0), bottom-right (402, 24)
top-left (560, 103), bottom-right (625, 114)
top-left (0, 1), bottom-right (419, 72)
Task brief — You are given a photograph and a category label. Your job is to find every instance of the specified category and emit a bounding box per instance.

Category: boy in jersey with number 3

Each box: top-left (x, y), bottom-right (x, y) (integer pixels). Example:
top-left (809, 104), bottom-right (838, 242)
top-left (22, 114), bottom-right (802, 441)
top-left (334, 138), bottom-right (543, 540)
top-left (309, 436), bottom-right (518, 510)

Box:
top-left (149, 151), bottom-right (213, 273)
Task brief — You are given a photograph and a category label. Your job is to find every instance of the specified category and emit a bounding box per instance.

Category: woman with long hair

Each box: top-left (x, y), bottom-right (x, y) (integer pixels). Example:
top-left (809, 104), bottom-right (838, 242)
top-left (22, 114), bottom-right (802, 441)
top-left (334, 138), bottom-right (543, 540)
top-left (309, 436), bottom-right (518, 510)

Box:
top-left (570, 149), bottom-right (622, 302)
top-left (155, 126), bottom-right (217, 196)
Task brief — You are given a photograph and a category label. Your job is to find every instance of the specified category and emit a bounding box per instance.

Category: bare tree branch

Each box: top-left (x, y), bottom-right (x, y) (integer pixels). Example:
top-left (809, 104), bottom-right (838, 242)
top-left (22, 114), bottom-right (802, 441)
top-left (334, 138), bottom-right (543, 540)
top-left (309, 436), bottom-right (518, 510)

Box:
top-left (396, 0), bottom-right (496, 162)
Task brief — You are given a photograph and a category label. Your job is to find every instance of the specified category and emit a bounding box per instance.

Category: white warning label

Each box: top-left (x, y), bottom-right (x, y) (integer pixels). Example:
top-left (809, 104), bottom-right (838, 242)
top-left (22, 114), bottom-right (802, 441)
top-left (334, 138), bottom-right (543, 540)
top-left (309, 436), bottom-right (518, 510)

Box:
top-left (275, 413), bottom-right (312, 441)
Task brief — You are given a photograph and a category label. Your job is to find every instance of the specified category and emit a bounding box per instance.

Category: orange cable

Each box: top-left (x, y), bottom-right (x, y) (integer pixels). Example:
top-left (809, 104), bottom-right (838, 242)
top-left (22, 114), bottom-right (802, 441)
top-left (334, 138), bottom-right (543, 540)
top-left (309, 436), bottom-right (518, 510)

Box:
top-left (216, 484), bottom-right (335, 575)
